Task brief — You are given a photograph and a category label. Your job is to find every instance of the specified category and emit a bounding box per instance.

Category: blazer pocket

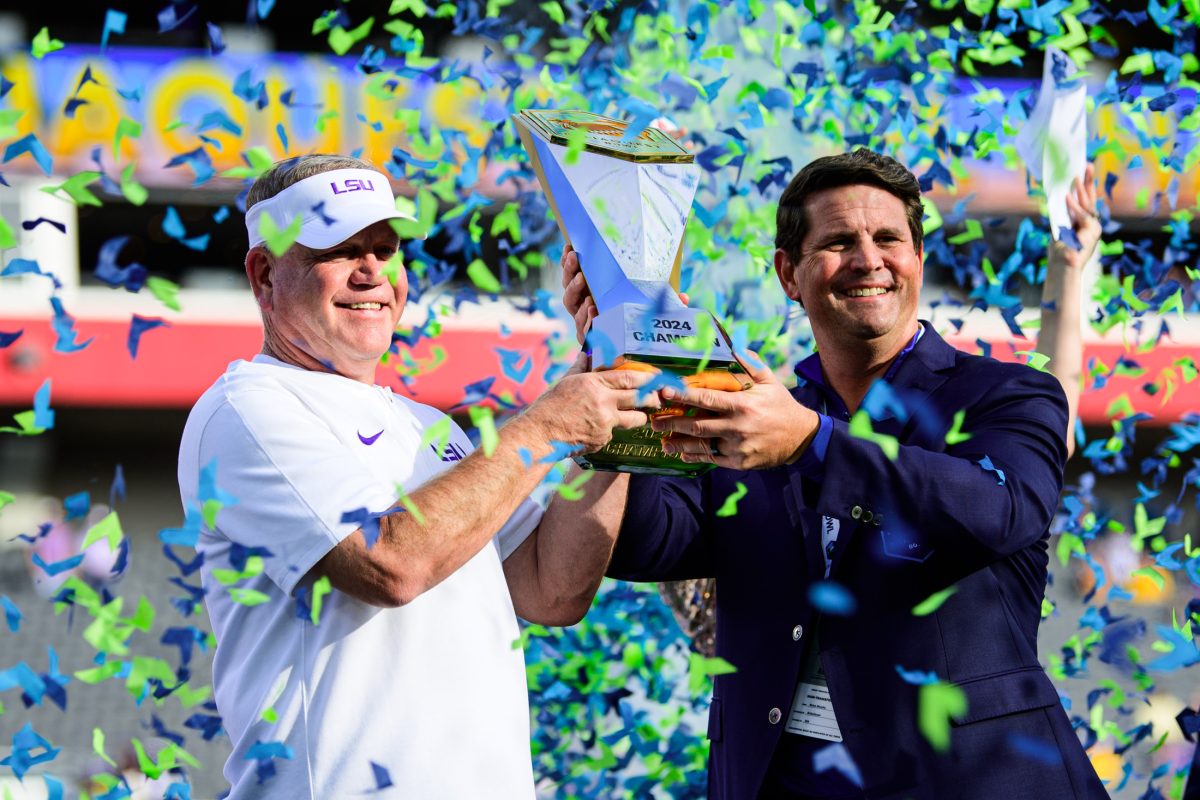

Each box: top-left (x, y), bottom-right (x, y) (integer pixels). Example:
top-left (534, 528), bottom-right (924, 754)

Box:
top-left (707, 697), bottom-right (724, 742)
top-left (950, 667), bottom-right (1061, 726)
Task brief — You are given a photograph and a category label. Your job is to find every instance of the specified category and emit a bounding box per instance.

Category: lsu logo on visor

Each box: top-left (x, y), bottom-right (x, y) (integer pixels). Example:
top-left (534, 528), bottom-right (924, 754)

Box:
top-left (331, 178), bottom-right (375, 194)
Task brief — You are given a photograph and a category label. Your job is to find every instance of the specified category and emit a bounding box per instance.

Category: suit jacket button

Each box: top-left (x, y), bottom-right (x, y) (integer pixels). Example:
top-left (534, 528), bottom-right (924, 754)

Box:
top-left (850, 505), bottom-right (863, 520)
top-left (861, 510), bottom-right (873, 523)
top-left (768, 707), bottom-right (782, 725)
top-left (792, 625), bottom-right (804, 641)
top-left (874, 514), bottom-right (883, 527)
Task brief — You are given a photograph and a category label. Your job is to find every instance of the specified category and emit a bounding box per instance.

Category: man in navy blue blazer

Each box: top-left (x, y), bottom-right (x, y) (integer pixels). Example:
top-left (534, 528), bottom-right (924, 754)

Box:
top-left (562, 149), bottom-right (1109, 799)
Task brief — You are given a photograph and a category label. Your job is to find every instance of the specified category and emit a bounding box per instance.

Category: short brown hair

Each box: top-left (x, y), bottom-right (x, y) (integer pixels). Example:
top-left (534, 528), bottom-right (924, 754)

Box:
top-left (246, 153), bottom-right (376, 210)
top-left (775, 148), bottom-right (924, 259)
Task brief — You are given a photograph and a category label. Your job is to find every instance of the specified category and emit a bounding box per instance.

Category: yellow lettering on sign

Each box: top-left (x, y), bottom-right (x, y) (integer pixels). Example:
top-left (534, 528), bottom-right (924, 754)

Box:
top-left (51, 61), bottom-right (125, 162)
top-left (150, 61), bottom-right (248, 172)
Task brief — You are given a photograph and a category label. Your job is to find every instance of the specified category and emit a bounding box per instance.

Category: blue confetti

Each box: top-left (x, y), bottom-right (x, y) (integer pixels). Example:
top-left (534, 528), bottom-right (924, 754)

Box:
top-left (0, 723), bottom-right (59, 780)
top-left (1, 596), bottom-right (20, 633)
top-left (3, 133), bottom-right (53, 176)
top-left (31, 379), bottom-right (54, 430)
top-left (101, 9), bottom-right (127, 50)
top-left (975, 455), bottom-right (1006, 486)
top-left (31, 553), bottom-right (85, 577)
top-left (62, 491), bottom-right (89, 520)
top-left (807, 580), bottom-right (857, 615)
top-left (128, 315), bottom-right (170, 359)
top-left (163, 206), bottom-right (211, 251)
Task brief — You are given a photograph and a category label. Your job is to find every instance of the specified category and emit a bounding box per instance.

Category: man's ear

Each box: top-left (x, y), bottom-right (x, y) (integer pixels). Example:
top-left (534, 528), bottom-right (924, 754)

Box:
top-left (245, 247), bottom-right (273, 311)
top-left (774, 248), bottom-right (804, 307)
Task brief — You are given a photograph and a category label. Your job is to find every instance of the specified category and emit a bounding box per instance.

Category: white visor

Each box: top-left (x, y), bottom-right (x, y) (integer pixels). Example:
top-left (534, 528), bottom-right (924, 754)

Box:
top-left (245, 168), bottom-right (416, 250)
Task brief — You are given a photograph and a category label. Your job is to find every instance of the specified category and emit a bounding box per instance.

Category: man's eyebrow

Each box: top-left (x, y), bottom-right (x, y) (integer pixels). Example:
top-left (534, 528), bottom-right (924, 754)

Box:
top-left (809, 228), bottom-right (855, 244)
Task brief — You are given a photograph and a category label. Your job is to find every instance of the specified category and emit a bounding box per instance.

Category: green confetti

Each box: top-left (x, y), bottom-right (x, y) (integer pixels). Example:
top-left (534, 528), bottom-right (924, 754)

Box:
top-left (41, 171), bottom-right (103, 206)
top-left (93, 728), bottom-right (117, 768)
top-left (81, 511), bottom-right (124, 551)
top-left (310, 575), bottom-right (332, 625)
top-left (418, 414), bottom-right (452, 459)
top-left (1159, 288), bottom-right (1186, 318)
top-left (202, 498), bottom-right (223, 531)
top-left (381, 252), bottom-right (405, 287)
top-left (944, 409), bottom-right (972, 445)
top-left (113, 118), bottom-right (142, 158)
top-left (556, 470), bottom-right (595, 501)
top-left (920, 196), bottom-right (943, 235)
top-left (125, 656), bottom-right (174, 700)
top-left (912, 586), bottom-right (957, 616)
top-left (328, 17), bottom-right (375, 56)
top-left (918, 681), bottom-right (968, 752)
top-left (466, 258), bottom-right (503, 294)
top-left (312, 10), bottom-right (339, 34)
top-left (75, 661), bottom-right (122, 684)
top-left (173, 682), bottom-right (211, 709)
top-left (540, 1), bottom-right (565, 24)
top-left (229, 588), bottom-right (271, 606)
top-left (31, 27), bottom-right (64, 59)
top-left (563, 124), bottom-right (588, 165)
top-left (212, 556), bottom-right (264, 586)
top-left (259, 212), bottom-right (304, 257)
top-left (132, 738), bottom-right (200, 779)
top-left (491, 202), bottom-right (522, 241)
top-left (468, 405), bottom-right (499, 457)
top-left (128, 597), bottom-right (155, 632)
top-left (1120, 275), bottom-right (1149, 312)
top-left (0, 215), bottom-right (16, 249)
top-left (389, 0), bottom-right (428, 16)
top-left (0, 410), bottom-right (45, 436)
top-left (0, 108), bottom-right (24, 139)
top-left (715, 482), bottom-right (748, 517)
top-left (1041, 597), bottom-right (1055, 619)
top-left (221, 146), bottom-right (275, 180)
top-left (146, 276), bottom-right (182, 312)
top-left (119, 163), bottom-right (148, 206)
top-left (0, 490), bottom-right (14, 511)
top-left (687, 652), bottom-right (738, 695)
top-left (394, 484), bottom-right (427, 526)
top-left (1105, 393), bottom-right (1135, 419)
top-left (1019, 351), bottom-right (1051, 372)
top-left (848, 410), bottom-right (899, 460)
top-left (946, 218), bottom-right (982, 245)
top-left (1131, 503), bottom-right (1166, 552)
top-left (1055, 532), bottom-right (1085, 567)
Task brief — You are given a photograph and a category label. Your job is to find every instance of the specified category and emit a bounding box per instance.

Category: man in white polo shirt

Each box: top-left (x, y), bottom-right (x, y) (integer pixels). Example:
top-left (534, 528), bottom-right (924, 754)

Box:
top-left (177, 154), bottom-right (654, 798)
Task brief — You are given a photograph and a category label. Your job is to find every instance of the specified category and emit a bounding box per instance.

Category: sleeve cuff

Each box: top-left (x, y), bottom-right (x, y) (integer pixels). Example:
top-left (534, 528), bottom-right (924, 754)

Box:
top-left (793, 413), bottom-right (833, 478)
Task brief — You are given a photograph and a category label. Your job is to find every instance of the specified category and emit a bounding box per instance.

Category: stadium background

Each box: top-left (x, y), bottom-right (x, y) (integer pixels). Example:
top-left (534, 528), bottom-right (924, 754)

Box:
top-left (0, 0), bottom-right (1198, 797)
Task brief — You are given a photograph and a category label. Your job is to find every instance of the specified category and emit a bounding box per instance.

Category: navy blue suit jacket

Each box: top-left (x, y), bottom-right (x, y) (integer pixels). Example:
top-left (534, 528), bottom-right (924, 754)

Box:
top-left (609, 325), bottom-right (1108, 799)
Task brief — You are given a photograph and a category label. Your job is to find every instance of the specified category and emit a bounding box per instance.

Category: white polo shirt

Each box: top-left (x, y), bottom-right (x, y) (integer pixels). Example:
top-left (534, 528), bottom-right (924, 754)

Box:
top-left (178, 355), bottom-right (541, 799)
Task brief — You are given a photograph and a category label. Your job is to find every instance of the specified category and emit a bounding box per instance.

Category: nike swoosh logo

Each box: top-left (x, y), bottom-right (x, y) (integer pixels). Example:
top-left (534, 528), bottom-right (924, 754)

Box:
top-left (358, 429), bottom-right (384, 445)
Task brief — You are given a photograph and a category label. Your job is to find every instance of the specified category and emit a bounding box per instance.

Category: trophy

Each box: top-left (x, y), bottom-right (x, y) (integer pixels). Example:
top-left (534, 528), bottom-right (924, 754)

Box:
top-left (514, 109), bottom-right (747, 477)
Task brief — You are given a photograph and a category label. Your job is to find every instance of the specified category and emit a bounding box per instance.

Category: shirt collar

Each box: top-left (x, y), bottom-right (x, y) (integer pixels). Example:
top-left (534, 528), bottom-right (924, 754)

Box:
top-left (793, 321), bottom-right (926, 388)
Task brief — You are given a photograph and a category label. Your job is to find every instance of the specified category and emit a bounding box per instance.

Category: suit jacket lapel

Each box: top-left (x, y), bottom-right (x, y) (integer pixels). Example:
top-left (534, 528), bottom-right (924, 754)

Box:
top-left (792, 323), bottom-right (960, 581)
top-left (886, 323), bottom-right (958, 443)
top-left (787, 378), bottom-right (834, 582)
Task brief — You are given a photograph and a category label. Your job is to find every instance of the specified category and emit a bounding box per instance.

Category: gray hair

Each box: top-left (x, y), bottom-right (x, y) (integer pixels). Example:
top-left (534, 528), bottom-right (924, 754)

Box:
top-left (246, 154), bottom-right (378, 210)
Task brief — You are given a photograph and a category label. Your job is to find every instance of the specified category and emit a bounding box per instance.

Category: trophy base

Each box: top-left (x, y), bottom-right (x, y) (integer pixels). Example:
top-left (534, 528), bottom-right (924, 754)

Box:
top-left (573, 352), bottom-right (747, 478)
top-left (572, 422), bottom-right (715, 478)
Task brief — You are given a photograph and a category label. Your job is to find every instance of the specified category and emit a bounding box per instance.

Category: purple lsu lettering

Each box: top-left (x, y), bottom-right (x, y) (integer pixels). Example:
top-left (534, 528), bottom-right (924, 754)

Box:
top-left (330, 178), bottom-right (375, 194)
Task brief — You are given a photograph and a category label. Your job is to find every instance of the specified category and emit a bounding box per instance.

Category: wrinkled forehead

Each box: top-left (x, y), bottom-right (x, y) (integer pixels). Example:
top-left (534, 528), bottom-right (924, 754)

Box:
top-left (803, 183), bottom-right (908, 217)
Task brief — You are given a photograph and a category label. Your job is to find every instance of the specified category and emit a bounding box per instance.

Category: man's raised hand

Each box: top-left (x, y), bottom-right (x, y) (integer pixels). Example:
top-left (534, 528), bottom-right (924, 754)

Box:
top-left (525, 358), bottom-right (662, 456)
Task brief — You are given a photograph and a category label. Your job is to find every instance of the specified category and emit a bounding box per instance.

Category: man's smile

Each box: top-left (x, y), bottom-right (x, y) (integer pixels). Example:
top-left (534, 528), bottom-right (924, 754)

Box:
top-left (841, 287), bottom-right (890, 298)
